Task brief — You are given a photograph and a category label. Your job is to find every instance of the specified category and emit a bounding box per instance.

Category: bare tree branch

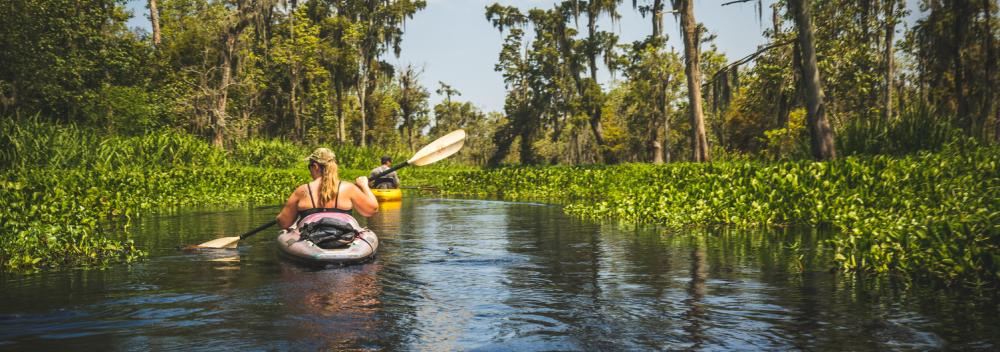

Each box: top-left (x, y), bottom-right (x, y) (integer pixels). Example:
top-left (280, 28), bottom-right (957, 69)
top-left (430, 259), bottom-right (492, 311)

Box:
top-left (721, 0), bottom-right (755, 6)
top-left (703, 39), bottom-right (794, 87)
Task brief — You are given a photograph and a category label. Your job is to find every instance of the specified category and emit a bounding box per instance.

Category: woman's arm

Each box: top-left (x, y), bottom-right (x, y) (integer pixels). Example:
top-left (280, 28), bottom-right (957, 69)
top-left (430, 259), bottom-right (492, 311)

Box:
top-left (351, 176), bottom-right (379, 217)
top-left (276, 185), bottom-right (302, 229)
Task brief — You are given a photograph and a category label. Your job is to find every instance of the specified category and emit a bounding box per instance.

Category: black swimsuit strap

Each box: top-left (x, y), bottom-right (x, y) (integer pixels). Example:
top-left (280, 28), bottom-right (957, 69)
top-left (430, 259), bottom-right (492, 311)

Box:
top-left (334, 180), bottom-right (341, 209)
top-left (306, 183), bottom-right (316, 208)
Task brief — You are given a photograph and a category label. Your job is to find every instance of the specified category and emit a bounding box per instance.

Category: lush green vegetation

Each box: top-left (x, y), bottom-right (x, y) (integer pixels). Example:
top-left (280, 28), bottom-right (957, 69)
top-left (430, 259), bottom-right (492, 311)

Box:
top-left (442, 143), bottom-right (999, 287)
top-left (0, 117), bottom-right (418, 171)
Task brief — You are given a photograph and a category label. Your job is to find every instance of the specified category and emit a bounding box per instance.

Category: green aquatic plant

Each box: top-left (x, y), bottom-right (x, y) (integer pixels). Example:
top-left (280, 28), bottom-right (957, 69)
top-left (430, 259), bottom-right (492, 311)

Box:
top-left (0, 166), bottom-right (308, 272)
top-left (442, 145), bottom-right (1000, 287)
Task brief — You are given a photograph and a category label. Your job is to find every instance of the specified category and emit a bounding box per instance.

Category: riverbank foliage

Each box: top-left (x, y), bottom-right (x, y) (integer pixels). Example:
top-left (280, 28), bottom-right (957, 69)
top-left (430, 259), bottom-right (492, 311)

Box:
top-left (442, 143), bottom-right (999, 287)
top-left (1, 117), bottom-right (415, 171)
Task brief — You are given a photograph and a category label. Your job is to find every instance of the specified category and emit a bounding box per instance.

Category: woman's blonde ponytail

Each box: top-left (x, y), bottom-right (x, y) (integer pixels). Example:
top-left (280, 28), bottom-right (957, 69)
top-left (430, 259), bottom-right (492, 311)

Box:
top-left (318, 161), bottom-right (339, 205)
top-left (307, 148), bottom-right (340, 206)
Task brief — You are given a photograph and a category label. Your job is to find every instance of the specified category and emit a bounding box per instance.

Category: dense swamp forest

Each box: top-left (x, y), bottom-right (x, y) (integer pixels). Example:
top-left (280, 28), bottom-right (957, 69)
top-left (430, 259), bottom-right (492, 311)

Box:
top-left (0, 0), bottom-right (997, 291)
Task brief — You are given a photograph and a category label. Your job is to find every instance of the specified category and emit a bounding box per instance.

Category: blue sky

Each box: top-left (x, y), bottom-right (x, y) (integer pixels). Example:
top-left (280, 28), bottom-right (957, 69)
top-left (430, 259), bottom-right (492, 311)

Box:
top-left (125, 0), bottom-right (922, 114)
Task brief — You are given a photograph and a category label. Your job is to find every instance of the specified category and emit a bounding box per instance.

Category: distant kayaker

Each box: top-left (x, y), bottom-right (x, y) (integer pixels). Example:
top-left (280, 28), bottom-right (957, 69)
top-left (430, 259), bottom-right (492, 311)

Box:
top-left (276, 148), bottom-right (378, 229)
top-left (369, 155), bottom-right (400, 189)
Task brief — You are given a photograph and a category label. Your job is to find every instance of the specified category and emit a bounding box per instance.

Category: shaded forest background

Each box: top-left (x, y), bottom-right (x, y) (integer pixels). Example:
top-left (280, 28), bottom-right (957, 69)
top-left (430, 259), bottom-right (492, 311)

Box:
top-left (1, 0), bottom-right (996, 165)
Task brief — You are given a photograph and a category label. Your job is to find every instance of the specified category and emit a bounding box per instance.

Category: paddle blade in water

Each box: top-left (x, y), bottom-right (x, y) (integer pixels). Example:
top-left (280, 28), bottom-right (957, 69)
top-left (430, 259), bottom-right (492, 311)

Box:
top-left (196, 236), bottom-right (241, 249)
top-left (408, 129), bottom-right (466, 166)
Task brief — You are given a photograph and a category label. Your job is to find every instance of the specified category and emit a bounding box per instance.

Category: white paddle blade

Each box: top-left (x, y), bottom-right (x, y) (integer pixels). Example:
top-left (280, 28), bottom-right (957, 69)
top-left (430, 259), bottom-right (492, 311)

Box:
top-left (196, 236), bottom-right (240, 249)
top-left (408, 129), bottom-right (466, 166)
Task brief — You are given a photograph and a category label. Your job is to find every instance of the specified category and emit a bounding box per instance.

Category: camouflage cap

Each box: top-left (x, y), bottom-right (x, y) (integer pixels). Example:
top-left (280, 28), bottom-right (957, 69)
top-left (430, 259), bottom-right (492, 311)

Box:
top-left (306, 147), bottom-right (336, 164)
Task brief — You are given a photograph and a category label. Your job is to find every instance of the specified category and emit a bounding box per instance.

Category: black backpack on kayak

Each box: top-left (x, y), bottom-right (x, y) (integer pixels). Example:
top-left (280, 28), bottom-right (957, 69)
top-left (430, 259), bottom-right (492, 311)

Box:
top-left (297, 217), bottom-right (358, 249)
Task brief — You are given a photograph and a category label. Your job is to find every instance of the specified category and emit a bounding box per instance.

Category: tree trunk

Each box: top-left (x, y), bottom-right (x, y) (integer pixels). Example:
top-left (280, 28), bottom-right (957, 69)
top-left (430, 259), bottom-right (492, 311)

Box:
top-left (573, 128), bottom-right (581, 164)
top-left (882, 1), bottom-right (895, 123)
top-left (519, 120), bottom-right (537, 165)
top-left (789, 0), bottom-right (835, 160)
top-left (652, 0), bottom-right (663, 39)
top-left (357, 57), bottom-right (368, 148)
top-left (982, 0), bottom-right (996, 141)
top-left (655, 103), bottom-right (671, 164)
top-left (679, 0), bottom-right (710, 162)
top-left (663, 79), bottom-right (672, 164)
top-left (651, 127), bottom-right (664, 163)
top-left (775, 4), bottom-right (790, 129)
top-left (897, 73), bottom-right (906, 117)
top-left (291, 66), bottom-right (300, 141)
top-left (586, 11), bottom-right (611, 163)
top-left (777, 92), bottom-right (790, 128)
top-left (149, 0), bottom-right (161, 46)
top-left (652, 0), bottom-right (666, 164)
top-left (403, 110), bottom-right (413, 150)
top-left (951, 1), bottom-right (970, 133)
top-left (198, 52), bottom-right (210, 133)
top-left (663, 115), bottom-right (671, 163)
top-left (327, 85), bottom-right (336, 143)
top-left (336, 84), bottom-right (345, 143)
top-left (214, 34), bottom-right (236, 148)
top-left (289, 4), bottom-right (302, 142)
top-left (406, 122), bottom-right (413, 152)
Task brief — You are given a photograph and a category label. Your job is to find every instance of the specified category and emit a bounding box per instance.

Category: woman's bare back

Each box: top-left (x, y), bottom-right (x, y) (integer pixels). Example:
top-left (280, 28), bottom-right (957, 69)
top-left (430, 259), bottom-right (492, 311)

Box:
top-left (296, 180), bottom-right (356, 212)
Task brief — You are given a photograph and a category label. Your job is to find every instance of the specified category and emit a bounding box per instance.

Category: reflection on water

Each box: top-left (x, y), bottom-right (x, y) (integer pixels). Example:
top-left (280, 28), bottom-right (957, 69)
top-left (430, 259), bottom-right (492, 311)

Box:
top-left (278, 261), bottom-right (385, 350)
top-left (0, 198), bottom-right (997, 350)
top-left (684, 244), bottom-right (708, 350)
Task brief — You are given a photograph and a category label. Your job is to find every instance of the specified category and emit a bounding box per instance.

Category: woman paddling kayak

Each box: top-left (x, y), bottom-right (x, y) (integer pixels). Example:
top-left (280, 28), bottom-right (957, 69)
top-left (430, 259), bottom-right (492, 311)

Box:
top-left (276, 148), bottom-right (379, 229)
top-left (274, 148), bottom-right (381, 265)
top-left (193, 130), bottom-right (463, 250)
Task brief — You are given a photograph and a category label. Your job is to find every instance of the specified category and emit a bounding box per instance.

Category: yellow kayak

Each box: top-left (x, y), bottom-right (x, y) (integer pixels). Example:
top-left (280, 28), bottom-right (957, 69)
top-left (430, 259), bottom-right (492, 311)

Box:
top-left (378, 200), bottom-right (402, 211)
top-left (372, 188), bottom-right (402, 201)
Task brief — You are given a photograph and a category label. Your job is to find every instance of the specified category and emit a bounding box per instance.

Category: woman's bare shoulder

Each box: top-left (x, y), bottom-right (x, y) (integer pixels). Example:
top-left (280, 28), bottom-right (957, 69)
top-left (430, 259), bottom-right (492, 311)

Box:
top-left (339, 180), bottom-right (359, 192)
top-left (293, 183), bottom-right (309, 196)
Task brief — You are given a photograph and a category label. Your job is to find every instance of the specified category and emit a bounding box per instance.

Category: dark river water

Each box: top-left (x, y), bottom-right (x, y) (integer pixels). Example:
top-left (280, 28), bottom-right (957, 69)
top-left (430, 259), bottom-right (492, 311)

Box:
top-left (1, 197), bottom-right (998, 350)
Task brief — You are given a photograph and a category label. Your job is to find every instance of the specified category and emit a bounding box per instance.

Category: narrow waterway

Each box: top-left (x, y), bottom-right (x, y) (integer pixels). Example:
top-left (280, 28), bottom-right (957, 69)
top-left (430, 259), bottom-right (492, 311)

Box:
top-left (1, 198), bottom-right (997, 350)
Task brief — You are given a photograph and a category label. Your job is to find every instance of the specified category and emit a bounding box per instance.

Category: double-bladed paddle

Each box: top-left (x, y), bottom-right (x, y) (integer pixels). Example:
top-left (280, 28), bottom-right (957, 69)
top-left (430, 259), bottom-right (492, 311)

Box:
top-left (192, 129), bottom-right (466, 249)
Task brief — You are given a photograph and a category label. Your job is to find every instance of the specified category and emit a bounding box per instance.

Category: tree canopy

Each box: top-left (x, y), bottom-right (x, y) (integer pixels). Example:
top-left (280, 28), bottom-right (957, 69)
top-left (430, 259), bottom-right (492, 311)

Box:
top-left (0, 0), bottom-right (995, 164)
